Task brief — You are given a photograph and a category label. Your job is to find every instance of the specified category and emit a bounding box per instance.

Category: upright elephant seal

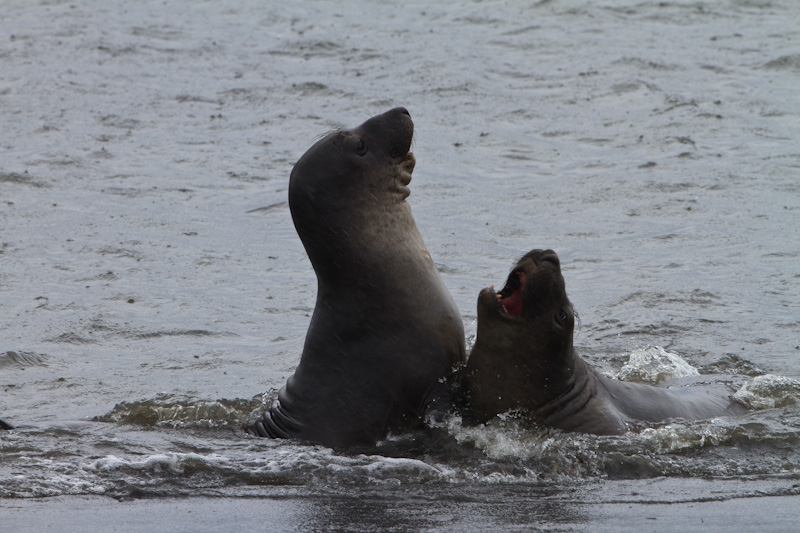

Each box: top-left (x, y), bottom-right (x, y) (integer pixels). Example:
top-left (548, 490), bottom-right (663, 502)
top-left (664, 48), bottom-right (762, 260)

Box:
top-left (249, 108), bottom-right (466, 447)
top-left (463, 249), bottom-right (746, 435)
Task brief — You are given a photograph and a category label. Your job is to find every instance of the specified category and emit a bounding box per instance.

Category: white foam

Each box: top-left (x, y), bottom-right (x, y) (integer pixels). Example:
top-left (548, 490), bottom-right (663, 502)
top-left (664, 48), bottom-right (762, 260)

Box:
top-left (88, 452), bottom-right (230, 473)
top-left (733, 374), bottom-right (800, 409)
top-left (616, 346), bottom-right (700, 384)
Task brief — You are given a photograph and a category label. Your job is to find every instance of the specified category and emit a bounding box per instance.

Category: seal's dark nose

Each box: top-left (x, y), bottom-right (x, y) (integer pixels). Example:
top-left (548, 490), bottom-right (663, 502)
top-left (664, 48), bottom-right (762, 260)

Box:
top-left (379, 107), bottom-right (413, 158)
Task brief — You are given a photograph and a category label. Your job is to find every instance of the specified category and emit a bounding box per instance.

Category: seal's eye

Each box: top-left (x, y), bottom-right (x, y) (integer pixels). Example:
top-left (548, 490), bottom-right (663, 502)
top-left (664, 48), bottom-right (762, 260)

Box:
top-left (356, 138), bottom-right (367, 156)
top-left (557, 309), bottom-right (568, 323)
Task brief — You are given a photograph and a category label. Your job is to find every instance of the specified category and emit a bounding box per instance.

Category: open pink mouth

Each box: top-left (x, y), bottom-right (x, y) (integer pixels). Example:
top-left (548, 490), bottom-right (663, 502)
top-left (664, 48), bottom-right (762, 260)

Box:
top-left (497, 272), bottom-right (525, 316)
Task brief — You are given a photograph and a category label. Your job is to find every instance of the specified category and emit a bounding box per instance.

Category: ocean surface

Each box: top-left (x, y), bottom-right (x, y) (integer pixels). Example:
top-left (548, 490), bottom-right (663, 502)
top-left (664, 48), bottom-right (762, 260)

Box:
top-left (1, 0), bottom-right (798, 530)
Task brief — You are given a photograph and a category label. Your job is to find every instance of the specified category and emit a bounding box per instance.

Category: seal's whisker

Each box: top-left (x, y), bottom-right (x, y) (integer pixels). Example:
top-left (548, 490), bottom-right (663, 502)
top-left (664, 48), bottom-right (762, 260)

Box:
top-left (310, 129), bottom-right (338, 144)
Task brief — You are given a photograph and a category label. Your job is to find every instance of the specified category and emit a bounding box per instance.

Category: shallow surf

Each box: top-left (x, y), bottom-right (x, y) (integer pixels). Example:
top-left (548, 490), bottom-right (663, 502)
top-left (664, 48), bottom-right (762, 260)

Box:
top-left (2, 0), bottom-right (798, 530)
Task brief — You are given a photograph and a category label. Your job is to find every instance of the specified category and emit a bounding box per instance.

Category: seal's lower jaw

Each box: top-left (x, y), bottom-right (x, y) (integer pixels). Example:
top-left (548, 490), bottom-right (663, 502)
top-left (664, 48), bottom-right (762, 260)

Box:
top-left (399, 152), bottom-right (415, 182)
top-left (395, 152), bottom-right (415, 199)
top-left (478, 287), bottom-right (505, 320)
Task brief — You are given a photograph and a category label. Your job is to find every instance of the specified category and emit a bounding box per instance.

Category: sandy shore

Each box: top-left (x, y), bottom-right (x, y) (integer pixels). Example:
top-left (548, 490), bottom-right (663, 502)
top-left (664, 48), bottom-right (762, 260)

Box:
top-left (2, 493), bottom-right (798, 532)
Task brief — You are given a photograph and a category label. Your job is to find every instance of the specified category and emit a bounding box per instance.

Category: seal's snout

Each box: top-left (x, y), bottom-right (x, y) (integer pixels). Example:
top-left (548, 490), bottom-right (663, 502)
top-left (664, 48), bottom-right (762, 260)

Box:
top-left (540, 252), bottom-right (560, 270)
top-left (380, 107), bottom-right (414, 159)
top-left (516, 249), bottom-right (560, 272)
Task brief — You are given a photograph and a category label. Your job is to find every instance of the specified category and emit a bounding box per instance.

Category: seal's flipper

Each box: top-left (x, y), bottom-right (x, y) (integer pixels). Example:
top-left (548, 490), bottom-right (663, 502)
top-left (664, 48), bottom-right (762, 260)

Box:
top-left (0, 418), bottom-right (15, 430)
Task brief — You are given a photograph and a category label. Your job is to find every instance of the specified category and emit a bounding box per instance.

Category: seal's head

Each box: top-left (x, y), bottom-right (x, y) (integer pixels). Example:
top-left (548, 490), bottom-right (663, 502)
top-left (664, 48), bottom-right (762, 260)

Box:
top-left (288, 108), bottom-right (418, 273)
top-left (289, 107), bottom-right (415, 211)
top-left (477, 249), bottom-right (575, 349)
top-left (465, 249), bottom-right (577, 418)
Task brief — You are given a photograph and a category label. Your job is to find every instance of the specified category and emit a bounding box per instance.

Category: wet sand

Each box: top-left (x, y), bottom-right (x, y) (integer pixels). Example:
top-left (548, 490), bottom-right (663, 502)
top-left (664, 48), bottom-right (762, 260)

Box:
top-left (4, 491), bottom-right (799, 532)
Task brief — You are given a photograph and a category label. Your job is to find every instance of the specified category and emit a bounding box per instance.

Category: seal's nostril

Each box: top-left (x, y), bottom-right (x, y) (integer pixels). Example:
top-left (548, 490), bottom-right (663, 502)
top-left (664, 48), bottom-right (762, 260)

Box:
top-left (541, 254), bottom-right (560, 268)
top-left (396, 107), bottom-right (410, 116)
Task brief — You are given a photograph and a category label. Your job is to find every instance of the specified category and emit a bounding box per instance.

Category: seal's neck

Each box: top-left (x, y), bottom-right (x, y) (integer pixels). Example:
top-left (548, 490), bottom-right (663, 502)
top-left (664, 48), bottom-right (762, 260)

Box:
top-left (299, 202), bottom-right (432, 288)
top-left (530, 349), bottom-right (594, 420)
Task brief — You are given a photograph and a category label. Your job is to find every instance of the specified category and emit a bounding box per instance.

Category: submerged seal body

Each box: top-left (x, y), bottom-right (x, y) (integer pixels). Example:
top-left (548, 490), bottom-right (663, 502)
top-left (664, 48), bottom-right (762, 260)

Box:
top-left (463, 249), bottom-right (746, 435)
top-left (249, 108), bottom-right (466, 447)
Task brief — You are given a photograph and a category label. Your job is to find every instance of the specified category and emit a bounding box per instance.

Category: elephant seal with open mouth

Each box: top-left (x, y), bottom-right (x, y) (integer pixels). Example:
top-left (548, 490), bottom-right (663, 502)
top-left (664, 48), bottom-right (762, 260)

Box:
top-left (463, 249), bottom-right (746, 434)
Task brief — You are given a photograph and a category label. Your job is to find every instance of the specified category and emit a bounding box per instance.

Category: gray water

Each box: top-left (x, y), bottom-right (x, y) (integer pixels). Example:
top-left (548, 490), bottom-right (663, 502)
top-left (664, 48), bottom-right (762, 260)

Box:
top-left (1, 0), bottom-right (799, 530)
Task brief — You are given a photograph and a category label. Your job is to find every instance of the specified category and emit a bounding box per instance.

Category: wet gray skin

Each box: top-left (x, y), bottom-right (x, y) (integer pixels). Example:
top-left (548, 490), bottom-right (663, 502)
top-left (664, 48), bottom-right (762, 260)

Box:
top-left (248, 108), bottom-right (466, 447)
